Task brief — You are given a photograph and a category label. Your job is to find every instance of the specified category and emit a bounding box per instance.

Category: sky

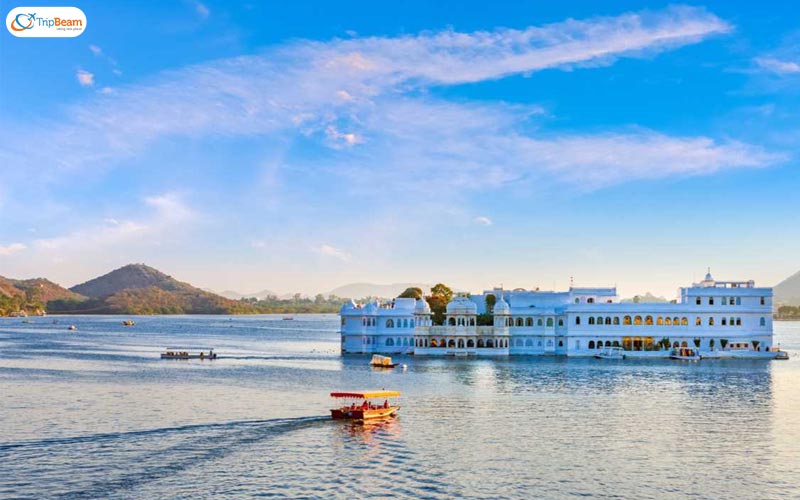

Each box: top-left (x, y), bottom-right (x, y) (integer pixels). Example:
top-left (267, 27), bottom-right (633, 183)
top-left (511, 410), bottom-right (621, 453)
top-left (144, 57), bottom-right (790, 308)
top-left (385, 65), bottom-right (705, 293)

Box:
top-left (1, 0), bottom-right (799, 298)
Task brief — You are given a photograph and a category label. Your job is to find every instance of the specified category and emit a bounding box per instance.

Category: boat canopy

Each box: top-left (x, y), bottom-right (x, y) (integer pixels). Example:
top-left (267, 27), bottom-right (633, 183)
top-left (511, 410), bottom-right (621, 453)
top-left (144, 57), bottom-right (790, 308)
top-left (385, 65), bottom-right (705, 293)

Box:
top-left (330, 391), bottom-right (401, 399)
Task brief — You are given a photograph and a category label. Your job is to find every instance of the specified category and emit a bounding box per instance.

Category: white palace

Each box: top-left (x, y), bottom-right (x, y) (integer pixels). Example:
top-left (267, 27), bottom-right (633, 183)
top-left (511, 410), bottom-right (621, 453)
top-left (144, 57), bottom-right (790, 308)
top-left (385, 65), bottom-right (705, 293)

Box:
top-left (339, 271), bottom-right (778, 358)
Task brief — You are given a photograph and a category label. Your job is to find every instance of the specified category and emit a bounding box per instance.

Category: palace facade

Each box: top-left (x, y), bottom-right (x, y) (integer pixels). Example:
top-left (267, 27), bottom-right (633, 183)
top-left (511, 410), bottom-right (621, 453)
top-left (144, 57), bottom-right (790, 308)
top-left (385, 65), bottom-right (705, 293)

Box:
top-left (339, 272), bottom-right (776, 358)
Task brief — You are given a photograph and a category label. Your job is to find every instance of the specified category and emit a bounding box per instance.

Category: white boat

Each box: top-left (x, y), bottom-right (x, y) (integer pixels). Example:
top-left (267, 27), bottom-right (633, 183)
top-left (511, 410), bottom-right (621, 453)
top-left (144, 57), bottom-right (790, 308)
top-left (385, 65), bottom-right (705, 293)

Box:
top-left (595, 347), bottom-right (625, 360)
top-left (774, 350), bottom-right (789, 360)
top-left (370, 354), bottom-right (397, 368)
top-left (670, 348), bottom-right (701, 360)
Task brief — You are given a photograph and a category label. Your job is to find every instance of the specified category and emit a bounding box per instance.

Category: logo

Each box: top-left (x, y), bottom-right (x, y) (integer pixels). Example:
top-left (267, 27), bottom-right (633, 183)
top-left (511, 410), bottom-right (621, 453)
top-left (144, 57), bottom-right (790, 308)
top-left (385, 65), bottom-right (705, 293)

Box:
top-left (6, 6), bottom-right (86, 37)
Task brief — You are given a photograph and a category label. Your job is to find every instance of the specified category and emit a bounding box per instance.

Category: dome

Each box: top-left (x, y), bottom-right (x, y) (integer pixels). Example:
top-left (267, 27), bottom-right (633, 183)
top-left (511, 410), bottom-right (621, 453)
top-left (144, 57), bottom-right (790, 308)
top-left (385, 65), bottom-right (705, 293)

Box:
top-left (493, 296), bottom-right (510, 315)
top-left (415, 298), bottom-right (431, 314)
top-left (446, 296), bottom-right (478, 315)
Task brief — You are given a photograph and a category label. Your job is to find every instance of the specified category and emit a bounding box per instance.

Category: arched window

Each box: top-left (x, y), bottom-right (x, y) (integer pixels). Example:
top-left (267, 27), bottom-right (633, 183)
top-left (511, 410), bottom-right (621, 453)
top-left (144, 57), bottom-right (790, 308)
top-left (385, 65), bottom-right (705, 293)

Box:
top-left (588, 317), bottom-right (595, 325)
top-left (595, 316), bottom-right (603, 325)
top-left (613, 317), bottom-right (620, 325)
top-left (576, 317), bottom-right (581, 325)
top-left (430, 339), bottom-right (438, 347)
top-left (386, 338), bottom-right (394, 346)
top-left (448, 317), bottom-right (455, 326)
top-left (709, 297), bottom-right (714, 305)
top-left (634, 316), bottom-right (642, 326)
top-left (681, 341), bottom-right (688, 347)
top-left (448, 339), bottom-right (456, 348)
top-left (546, 318), bottom-right (554, 327)
top-left (537, 319), bottom-right (543, 326)
top-left (506, 318), bottom-right (512, 327)
top-left (386, 319), bottom-right (394, 328)
top-left (681, 317), bottom-right (688, 326)
top-left (760, 317), bottom-right (766, 326)
top-left (487, 339), bottom-right (494, 348)
top-left (587, 298), bottom-right (595, 303)
top-left (469, 318), bottom-right (475, 326)
top-left (605, 317), bottom-right (611, 325)
top-left (588, 340), bottom-right (596, 349)
top-left (624, 316), bottom-right (632, 325)
top-left (605, 341), bottom-right (611, 347)
top-left (477, 339), bottom-right (484, 348)
top-left (645, 316), bottom-right (653, 326)
top-left (558, 319), bottom-right (564, 326)
top-left (657, 317), bottom-right (664, 326)
top-left (696, 297), bottom-right (701, 305)
top-left (695, 317), bottom-right (701, 326)
top-left (467, 339), bottom-right (475, 348)
top-left (525, 317), bottom-right (533, 327)
top-left (673, 317), bottom-right (680, 326)
top-left (736, 317), bottom-right (741, 326)
top-left (558, 340), bottom-right (563, 347)
top-left (458, 339), bottom-right (464, 348)
top-left (708, 317), bottom-right (714, 326)
top-left (574, 298), bottom-right (580, 303)
top-left (673, 341), bottom-right (679, 348)
top-left (664, 317), bottom-right (671, 326)
top-left (516, 317), bottom-right (523, 327)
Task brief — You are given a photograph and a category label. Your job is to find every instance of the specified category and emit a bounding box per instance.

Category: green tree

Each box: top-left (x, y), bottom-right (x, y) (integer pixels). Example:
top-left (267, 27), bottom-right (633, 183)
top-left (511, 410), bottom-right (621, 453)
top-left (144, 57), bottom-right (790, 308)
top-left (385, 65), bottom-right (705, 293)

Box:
top-left (485, 294), bottom-right (496, 314)
top-left (426, 294), bottom-right (448, 325)
top-left (398, 287), bottom-right (423, 300)
top-left (430, 283), bottom-right (453, 303)
top-left (476, 312), bottom-right (493, 326)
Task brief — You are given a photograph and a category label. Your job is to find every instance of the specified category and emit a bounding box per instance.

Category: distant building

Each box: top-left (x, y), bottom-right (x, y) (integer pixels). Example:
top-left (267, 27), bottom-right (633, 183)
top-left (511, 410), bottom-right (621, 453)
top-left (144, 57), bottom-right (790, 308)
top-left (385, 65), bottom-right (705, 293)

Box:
top-left (339, 271), bottom-right (776, 358)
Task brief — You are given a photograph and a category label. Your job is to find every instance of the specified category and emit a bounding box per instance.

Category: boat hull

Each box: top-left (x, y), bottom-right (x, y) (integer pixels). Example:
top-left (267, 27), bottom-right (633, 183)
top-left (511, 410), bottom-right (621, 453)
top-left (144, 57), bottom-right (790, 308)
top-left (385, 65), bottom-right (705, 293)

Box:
top-left (330, 406), bottom-right (399, 420)
top-left (160, 354), bottom-right (217, 360)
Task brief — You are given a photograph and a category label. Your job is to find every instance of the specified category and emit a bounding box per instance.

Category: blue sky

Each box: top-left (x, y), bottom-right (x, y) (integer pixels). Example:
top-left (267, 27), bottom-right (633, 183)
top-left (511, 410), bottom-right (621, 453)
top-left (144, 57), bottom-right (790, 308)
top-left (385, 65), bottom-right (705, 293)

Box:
top-left (1, 0), bottom-right (799, 297)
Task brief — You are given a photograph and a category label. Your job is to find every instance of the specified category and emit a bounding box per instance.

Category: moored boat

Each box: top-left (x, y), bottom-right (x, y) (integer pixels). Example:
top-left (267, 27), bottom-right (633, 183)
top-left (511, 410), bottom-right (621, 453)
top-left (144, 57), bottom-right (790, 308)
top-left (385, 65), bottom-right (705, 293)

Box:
top-left (160, 348), bottom-right (217, 360)
top-left (670, 347), bottom-right (701, 360)
top-left (370, 354), bottom-right (398, 368)
top-left (595, 347), bottom-right (625, 360)
top-left (330, 391), bottom-right (400, 420)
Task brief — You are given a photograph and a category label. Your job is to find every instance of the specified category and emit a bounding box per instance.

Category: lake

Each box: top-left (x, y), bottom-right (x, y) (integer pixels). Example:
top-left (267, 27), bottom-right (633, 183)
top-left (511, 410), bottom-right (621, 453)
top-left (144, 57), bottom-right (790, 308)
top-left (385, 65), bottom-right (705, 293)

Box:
top-left (1, 315), bottom-right (799, 499)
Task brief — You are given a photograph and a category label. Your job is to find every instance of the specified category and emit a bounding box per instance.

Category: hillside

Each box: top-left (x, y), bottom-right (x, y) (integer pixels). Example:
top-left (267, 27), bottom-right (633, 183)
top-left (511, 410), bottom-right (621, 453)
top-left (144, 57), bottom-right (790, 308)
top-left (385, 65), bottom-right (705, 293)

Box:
top-left (327, 282), bottom-right (432, 299)
top-left (621, 292), bottom-right (669, 303)
top-left (774, 270), bottom-right (800, 305)
top-left (0, 276), bottom-right (84, 315)
top-left (217, 289), bottom-right (279, 300)
top-left (45, 264), bottom-right (258, 315)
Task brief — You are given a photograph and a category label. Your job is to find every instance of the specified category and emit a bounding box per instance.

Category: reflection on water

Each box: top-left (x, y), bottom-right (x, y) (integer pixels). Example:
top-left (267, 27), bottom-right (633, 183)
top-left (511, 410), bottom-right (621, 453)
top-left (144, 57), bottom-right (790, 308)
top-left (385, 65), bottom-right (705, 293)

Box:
top-left (0, 315), bottom-right (799, 499)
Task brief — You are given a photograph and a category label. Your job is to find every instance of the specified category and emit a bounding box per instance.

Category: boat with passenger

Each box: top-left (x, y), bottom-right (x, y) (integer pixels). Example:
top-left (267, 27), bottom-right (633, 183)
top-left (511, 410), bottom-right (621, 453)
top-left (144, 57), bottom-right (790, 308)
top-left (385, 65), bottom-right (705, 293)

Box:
top-left (370, 354), bottom-right (398, 368)
top-left (160, 348), bottom-right (218, 360)
top-left (330, 391), bottom-right (401, 420)
top-left (595, 346), bottom-right (625, 360)
top-left (670, 347), bottom-right (701, 360)
top-left (122, 320), bottom-right (135, 326)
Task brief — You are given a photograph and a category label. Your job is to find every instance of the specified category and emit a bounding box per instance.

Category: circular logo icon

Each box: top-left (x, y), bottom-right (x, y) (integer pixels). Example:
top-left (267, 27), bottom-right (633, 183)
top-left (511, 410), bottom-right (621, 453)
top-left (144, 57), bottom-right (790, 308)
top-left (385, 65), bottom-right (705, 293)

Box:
top-left (10, 13), bottom-right (35, 31)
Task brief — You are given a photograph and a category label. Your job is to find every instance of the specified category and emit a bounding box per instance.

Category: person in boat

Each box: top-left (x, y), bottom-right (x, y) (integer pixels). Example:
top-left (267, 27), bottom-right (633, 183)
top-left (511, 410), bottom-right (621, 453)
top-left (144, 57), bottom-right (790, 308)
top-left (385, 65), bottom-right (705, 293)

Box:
top-left (383, 399), bottom-right (389, 409)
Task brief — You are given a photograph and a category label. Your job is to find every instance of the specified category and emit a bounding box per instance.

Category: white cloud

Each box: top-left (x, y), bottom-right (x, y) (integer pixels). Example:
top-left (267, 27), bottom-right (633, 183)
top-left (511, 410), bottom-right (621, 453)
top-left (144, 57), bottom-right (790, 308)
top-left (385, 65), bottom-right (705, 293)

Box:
top-left (754, 57), bottom-right (800, 75)
top-left (316, 244), bottom-right (351, 262)
top-left (76, 69), bottom-right (94, 87)
top-left (0, 243), bottom-right (26, 256)
top-left (2, 6), bottom-right (775, 202)
top-left (89, 44), bottom-right (102, 56)
top-left (474, 216), bottom-right (493, 226)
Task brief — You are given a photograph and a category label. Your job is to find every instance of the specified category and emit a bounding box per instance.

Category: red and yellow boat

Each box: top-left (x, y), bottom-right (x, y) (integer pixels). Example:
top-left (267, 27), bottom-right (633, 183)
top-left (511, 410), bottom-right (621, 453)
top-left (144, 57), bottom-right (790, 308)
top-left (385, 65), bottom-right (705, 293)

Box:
top-left (330, 390), bottom-right (401, 420)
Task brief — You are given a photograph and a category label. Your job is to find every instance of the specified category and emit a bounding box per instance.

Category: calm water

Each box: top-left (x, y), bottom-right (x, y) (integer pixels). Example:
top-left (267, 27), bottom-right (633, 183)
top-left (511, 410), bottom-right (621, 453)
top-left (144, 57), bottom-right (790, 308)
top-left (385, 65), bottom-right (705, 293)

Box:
top-left (1, 315), bottom-right (799, 499)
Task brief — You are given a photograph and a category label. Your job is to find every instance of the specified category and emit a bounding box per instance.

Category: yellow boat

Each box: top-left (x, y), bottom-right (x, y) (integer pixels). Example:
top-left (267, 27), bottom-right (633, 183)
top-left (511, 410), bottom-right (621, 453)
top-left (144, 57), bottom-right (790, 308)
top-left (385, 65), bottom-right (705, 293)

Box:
top-left (370, 354), bottom-right (398, 368)
top-left (330, 391), bottom-right (401, 420)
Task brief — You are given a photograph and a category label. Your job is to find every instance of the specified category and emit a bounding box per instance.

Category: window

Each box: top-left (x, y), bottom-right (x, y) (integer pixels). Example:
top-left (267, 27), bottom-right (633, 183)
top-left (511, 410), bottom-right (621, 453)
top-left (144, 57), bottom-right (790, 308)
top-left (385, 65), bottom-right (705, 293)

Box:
top-left (760, 297), bottom-right (766, 305)
top-left (587, 298), bottom-right (594, 303)
top-left (674, 317), bottom-right (680, 326)
top-left (525, 317), bottom-right (533, 327)
top-left (721, 318), bottom-right (727, 326)
top-left (558, 340), bottom-right (563, 347)
top-left (729, 317), bottom-right (735, 327)
top-left (576, 316), bottom-right (581, 325)
top-left (605, 317), bottom-right (611, 325)
top-left (613, 317), bottom-right (620, 325)
top-left (558, 319), bottom-right (564, 326)
top-left (596, 316), bottom-right (603, 325)
top-left (760, 317), bottom-right (766, 326)
top-left (623, 316), bottom-right (632, 325)
top-left (547, 318), bottom-right (554, 327)
top-left (657, 317), bottom-right (664, 326)
top-left (387, 319), bottom-right (394, 328)
top-left (448, 318), bottom-right (455, 326)
top-left (588, 317), bottom-right (595, 325)
top-left (645, 316), bottom-right (653, 326)
top-left (681, 317), bottom-right (688, 326)
top-left (574, 298), bottom-right (580, 303)
top-left (588, 340), bottom-right (596, 349)
top-left (736, 318), bottom-right (741, 326)
top-left (729, 298), bottom-right (735, 306)
top-left (709, 317), bottom-right (714, 326)
top-left (695, 317), bottom-right (701, 326)
top-left (634, 316), bottom-right (642, 326)
top-left (386, 338), bottom-right (394, 346)
top-left (537, 319), bottom-right (543, 326)
top-left (515, 318), bottom-right (523, 327)
top-left (696, 297), bottom-right (701, 305)
top-left (709, 297), bottom-right (714, 305)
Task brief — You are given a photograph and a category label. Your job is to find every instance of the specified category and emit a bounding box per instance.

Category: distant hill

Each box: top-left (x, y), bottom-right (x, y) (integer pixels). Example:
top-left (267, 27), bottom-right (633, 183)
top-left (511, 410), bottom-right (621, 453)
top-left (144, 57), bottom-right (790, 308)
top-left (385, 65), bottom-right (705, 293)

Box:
top-left (775, 270), bottom-right (800, 305)
top-left (621, 292), bottom-right (669, 303)
top-left (0, 276), bottom-right (84, 315)
top-left (44, 264), bottom-right (257, 315)
top-left (326, 282), bottom-right (432, 299)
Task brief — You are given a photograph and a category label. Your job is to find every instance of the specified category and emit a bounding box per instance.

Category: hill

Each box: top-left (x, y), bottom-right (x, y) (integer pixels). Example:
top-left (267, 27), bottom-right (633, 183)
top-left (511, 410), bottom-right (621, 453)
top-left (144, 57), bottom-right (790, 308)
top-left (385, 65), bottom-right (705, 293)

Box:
top-left (621, 292), bottom-right (669, 303)
top-left (46, 264), bottom-right (257, 315)
top-left (326, 282), bottom-right (432, 299)
top-left (0, 276), bottom-right (84, 315)
top-left (774, 270), bottom-right (800, 305)
top-left (216, 289), bottom-right (279, 300)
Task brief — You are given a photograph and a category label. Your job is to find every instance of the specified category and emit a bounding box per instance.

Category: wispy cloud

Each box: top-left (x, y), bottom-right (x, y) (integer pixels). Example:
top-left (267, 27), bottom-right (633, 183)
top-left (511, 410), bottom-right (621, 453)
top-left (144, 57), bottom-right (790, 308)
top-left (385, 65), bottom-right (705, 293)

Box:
top-left (193, 1), bottom-right (210, 18)
top-left (316, 244), bottom-right (351, 262)
top-left (75, 69), bottom-right (94, 87)
top-left (754, 57), bottom-right (800, 75)
top-left (474, 216), bottom-right (493, 226)
top-left (0, 243), bottom-right (26, 256)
